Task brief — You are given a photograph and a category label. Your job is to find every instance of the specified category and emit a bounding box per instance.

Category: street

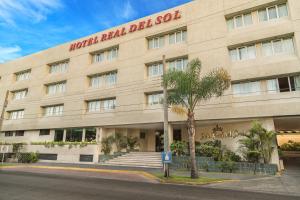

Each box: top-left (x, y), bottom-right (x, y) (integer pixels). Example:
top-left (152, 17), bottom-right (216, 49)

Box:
top-left (0, 171), bottom-right (298, 200)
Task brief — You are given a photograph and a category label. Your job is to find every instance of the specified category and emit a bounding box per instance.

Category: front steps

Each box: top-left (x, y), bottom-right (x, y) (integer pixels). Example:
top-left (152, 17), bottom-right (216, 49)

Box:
top-left (101, 152), bottom-right (163, 168)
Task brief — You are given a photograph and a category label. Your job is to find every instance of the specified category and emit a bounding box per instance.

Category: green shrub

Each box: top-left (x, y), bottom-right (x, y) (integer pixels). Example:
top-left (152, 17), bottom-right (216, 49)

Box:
top-left (223, 150), bottom-right (241, 162)
top-left (127, 136), bottom-right (138, 150)
top-left (170, 141), bottom-right (188, 156)
top-left (196, 144), bottom-right (222, 161)
top-left (219, 161), bottom-right (236, 173)
top-left (17, 152), bottom-right (39, 163)
top-left (281, 140), bottom-right (300, 151)
top-left (101, 136), bottom-right (114, 155)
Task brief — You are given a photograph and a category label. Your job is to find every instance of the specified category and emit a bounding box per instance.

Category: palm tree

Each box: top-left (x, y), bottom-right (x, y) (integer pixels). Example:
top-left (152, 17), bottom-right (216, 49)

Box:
top-left (163, 58), bottom-right (231, 178)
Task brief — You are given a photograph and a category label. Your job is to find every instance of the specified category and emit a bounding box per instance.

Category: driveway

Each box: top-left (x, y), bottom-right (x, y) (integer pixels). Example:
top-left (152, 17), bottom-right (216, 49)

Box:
top-left (204, 158), bottom-right (300, 197)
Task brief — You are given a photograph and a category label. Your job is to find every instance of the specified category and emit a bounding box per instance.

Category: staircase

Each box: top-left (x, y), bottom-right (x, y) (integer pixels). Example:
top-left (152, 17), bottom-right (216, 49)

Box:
top-left (102, 152), bottom-right (162, 168)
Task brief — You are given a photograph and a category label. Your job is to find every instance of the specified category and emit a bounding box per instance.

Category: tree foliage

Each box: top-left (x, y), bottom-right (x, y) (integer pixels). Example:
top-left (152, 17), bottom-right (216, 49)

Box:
top-left (163, 58), bottom-right (231, 178)
top-left (239, 121), bottom-right (276, 164)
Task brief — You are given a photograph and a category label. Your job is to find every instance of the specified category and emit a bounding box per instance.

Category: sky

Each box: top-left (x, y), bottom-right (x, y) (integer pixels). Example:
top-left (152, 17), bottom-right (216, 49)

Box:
top-left (0, 0), bottom-right (192, 63)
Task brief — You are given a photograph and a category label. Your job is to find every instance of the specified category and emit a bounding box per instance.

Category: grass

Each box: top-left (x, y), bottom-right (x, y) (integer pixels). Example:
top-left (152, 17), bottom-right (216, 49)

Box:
top-left (154, 173), bottom-right (226, 185)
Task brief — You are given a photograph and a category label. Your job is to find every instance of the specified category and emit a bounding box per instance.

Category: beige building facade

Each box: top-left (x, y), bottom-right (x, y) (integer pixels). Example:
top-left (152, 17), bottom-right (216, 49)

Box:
top-left (0, 0), bottom-right (300, 165)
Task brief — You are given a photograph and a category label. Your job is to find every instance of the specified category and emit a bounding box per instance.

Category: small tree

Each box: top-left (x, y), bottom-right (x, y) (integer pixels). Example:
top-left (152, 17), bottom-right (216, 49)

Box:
top-left (239, 121), bottom-right (276, 164)
top-left (163, 58), bottom-right (231, 178)
top-left (127, 136), bottom-right (138, 151)
top-left (101, 136), bottom-right (114, 155)
top-left (114, 133), bottom-right (127, 152)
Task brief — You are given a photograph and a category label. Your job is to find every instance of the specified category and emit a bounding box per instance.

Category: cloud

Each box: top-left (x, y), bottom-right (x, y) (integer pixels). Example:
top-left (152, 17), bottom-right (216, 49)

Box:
top-left (0, 45), bottom-right (22, 63)
top-left (0, 0), bottom-right (62, 26)
top-left (120, 1), bottom-right (137, 19)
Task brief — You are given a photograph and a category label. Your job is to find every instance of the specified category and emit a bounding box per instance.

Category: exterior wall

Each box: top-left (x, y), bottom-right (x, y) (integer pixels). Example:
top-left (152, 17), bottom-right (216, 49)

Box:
top-left (0, 0), bottom-right (299, 164)
top-left (277, 135), bottom-right (300, 145)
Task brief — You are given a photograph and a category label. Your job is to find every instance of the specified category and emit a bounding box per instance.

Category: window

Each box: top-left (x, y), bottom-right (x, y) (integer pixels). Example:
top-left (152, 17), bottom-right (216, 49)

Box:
top-left (49, 61), bottom-right (68, 74)
top-left (262, 38), bottom-right (294, 57)
top-left (148, 36), bottom-right (164, 49)
top-left (168, 58), bottom-right (188, 71)
top-left (44, 105), bottom-right (63, 116)
top-left (229, 45), bottom-right (256, 61)
top-left (39, 129), bottom-right (50, 136)
top-left (13, 89), bottom-right (27, 100)
top-left (87, 100), bottom-right (101, 112)
top-left (147, 93), bottom-right (163, 105)
top-left (9, 110), bottom-right (24, 120)
top-left (267, 76), bottom-right (300, 93)
top-left (38, 154), bottom-right (57, 161)
top-left (267, 79), bottom-right (279, 93)
top-left (107, 48), bottom-right (118, 61)
top-left (148, 63), bottom-right (163, 78)
top-left (92, 47), bottom-right (118, 63)
top-left (15, 131), bottom-right (24, 137)
top-left (106, 72), bottom-right (117, 86)
top-left (258, 3), bottom-right (288, 22)
top-left (103, 99), bottom-right (116, 111)
top-left (79, 155), bottom-right (93, 162)
top-left (15, 70), bottom-right (30, 81)
top-left (5, 131), bottom-right (13, 137)
top-left (66, 128), bottom-right (83, 142)
top-left (232, 81), bottom-right (261, 96)
top-left (47, 82), bottom-right (66, 95)
top-left (90, 72), bottom-right (117, 88)
top-left (169, 30), bottom-right (187, 44)
top-left (85, 128), bottom-right (96, 142)
top-left (54, 129), bottom-right (64, 142)
top-left (87, 99), bottom-right (116, 112)
top-left (227, 13), bottom-right (253, 30)
top-left (93, 52), bottom-right (104, 63)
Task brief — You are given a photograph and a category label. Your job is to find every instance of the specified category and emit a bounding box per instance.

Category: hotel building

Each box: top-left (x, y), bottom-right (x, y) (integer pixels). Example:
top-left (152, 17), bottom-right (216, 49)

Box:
top-left (0, 0), bottom-right (299, 166)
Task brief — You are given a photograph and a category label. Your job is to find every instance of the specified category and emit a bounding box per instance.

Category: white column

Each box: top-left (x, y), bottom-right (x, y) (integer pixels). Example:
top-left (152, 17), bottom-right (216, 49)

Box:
top-left (62, 129), bottom-right (66, 142)
top-left (82, 128), bottom-right (86, 142)
top-left (94, 127), bottom-right (103, 163)
top-left (263, 118), bottom-right (280, 168)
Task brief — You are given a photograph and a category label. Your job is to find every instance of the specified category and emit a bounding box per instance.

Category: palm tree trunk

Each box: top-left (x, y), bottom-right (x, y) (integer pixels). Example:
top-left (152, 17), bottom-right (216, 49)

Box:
top-left (187, 111), bottom-right (199, 179)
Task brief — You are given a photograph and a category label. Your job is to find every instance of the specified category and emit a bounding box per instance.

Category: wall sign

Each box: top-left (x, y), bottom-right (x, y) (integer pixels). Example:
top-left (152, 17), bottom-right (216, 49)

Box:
top-left (69, 10), bottom-right (181, 51)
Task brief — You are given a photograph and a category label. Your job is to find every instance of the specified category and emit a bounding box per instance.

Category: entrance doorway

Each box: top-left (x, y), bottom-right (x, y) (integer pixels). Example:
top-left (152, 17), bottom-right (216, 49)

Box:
top-left (173, 129), bottom-right (182, 141)
top-left (155, 130), bottom-right (164, 152)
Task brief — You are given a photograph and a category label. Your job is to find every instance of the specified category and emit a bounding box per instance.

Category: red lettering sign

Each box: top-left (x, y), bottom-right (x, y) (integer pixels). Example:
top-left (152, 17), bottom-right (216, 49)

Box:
top-left (69, 10), bottom-right (181, 51)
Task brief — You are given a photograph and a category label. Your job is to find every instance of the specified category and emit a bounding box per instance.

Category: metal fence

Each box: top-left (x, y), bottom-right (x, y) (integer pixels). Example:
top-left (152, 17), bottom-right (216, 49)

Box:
top-left (170, 156), bottom-right (278, 175)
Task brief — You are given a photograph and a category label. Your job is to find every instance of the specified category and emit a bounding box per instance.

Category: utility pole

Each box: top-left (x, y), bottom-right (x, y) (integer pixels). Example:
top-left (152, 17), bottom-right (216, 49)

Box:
top-left (162, 55), bottom-right (169, 177)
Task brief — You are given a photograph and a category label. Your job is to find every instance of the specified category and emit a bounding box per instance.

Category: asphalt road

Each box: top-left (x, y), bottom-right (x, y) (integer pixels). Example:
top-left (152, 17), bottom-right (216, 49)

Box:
top-left (0, 171), bottom-right (298, 200)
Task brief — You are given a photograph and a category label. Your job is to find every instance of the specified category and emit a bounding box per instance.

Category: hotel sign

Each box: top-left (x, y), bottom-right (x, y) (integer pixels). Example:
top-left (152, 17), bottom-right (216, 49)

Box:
top-left (69, 10), bottom-right (181, 51)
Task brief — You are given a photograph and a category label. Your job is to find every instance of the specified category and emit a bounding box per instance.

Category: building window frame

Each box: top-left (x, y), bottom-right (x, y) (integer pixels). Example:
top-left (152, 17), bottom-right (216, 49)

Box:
top-left (12, 89), bottom-right (28, 100)
top-left (89, 71), bottom-right (117, 88)
top-left (147, 93), bottom-right (163, 105)
top-left (46, 81), bottom-right (66, 95)
top-left (15, 70), bottom-right (31, 81)
top-left (227, 13), bottom-right (253, 30)
top-left (168, 58), bottom-right (188, 71)
top-left (169, 30), bottom-right (187, 44)
top-left (258, 3), bottom-right (289, 22)
top-left (261, 37), bottom-right (295, 57)
top-left (49, 61), bottom-right (68, 74)
top-left (44, 104), bottom-right (64, 117)
top-left (147, 63), bottom-right (163, 78)
top-left (15, 130), bottom-right (24, 137)
top-left (9, 110), bottom-right (24, 120)
top-left (39, 129), bottom-right (50, 136)
top-left (5, 131), bottom-right (13, 137)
